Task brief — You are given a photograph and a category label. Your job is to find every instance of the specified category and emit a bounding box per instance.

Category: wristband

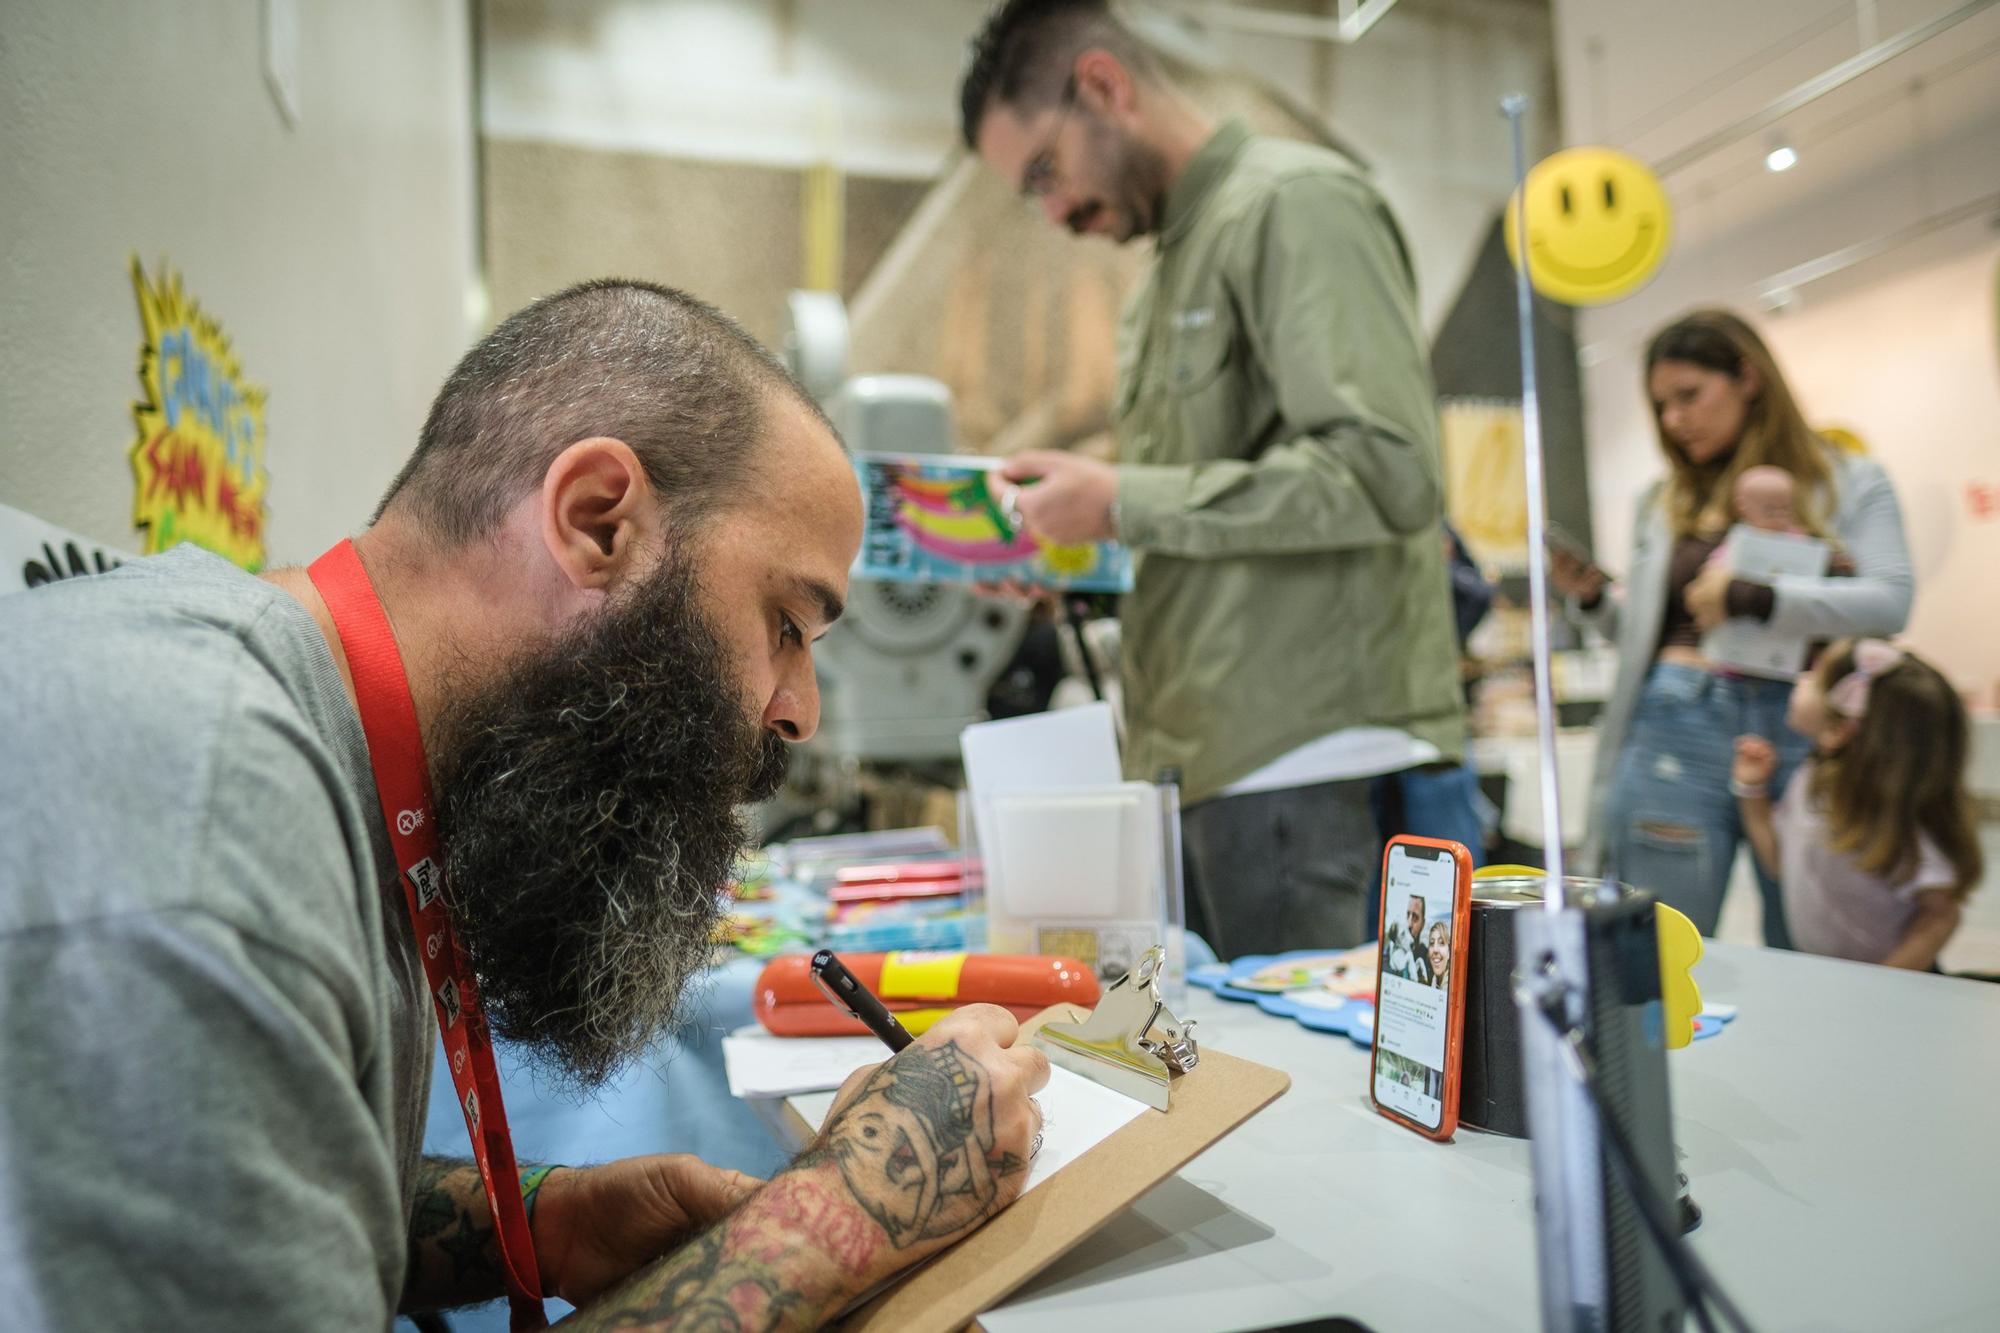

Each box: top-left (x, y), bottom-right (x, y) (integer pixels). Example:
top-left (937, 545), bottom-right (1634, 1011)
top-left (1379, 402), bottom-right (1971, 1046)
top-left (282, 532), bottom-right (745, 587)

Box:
top-left (1729, 779), bottom-right (1768, 799)
top-left (519, 1164), bottom-right (562, 1226)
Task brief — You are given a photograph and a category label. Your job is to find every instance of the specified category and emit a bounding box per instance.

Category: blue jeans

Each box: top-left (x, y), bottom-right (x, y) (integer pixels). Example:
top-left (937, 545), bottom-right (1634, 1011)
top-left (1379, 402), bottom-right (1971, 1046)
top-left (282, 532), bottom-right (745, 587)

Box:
top-left (1364, 761), bottom-right (1488, 941)
top-left (1601, 662), bottom-right (1809, 944)
top-left (1181, 778), bottom-right (1379, 960)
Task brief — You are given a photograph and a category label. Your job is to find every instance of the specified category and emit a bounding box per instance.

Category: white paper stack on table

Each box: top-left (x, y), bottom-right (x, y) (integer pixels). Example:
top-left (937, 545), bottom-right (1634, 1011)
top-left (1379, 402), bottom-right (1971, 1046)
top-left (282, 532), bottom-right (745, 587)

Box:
top-left (959, 703), bottom-right (1181, 984)
top-left (720, 1026), bottom-right (1150, 1198)
top-left (721, 1029), bottom-right (885, 1100)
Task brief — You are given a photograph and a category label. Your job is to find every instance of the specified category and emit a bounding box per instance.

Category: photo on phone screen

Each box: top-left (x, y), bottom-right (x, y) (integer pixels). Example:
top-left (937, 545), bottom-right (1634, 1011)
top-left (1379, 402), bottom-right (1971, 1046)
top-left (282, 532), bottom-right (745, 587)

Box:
top-left (1372, 842), bottom-right (1464, 1132)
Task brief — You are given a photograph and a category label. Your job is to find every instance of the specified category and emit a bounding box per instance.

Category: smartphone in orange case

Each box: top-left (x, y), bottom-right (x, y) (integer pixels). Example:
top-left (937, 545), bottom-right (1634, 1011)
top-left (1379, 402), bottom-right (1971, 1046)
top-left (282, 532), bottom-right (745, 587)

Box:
top-left (1368, 834), bottom-right (1474, 1141)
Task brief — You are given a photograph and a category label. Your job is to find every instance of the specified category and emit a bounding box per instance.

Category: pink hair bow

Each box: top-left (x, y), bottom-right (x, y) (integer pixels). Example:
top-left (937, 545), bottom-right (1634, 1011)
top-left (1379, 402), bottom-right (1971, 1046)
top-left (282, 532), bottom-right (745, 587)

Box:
top-left (1825, 638), bottom-right (1904, 717)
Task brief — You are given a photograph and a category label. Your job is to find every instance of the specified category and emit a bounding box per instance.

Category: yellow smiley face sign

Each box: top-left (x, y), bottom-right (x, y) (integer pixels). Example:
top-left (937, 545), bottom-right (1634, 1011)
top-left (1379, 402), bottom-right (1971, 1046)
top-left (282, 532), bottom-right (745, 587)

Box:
top-left (1506, 146), bottom-right (1673, 305)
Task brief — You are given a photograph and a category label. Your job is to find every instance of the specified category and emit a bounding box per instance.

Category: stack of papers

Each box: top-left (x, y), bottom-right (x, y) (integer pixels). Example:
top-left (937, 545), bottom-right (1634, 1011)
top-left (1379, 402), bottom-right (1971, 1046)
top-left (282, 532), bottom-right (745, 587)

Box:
top-left (721, 1030), bottom-right (885, 1099)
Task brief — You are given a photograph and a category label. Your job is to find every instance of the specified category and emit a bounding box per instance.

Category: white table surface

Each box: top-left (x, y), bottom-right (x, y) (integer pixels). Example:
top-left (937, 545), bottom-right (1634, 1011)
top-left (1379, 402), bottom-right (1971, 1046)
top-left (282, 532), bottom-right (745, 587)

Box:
top-left (784, 944), bottom-right (2000, 1332)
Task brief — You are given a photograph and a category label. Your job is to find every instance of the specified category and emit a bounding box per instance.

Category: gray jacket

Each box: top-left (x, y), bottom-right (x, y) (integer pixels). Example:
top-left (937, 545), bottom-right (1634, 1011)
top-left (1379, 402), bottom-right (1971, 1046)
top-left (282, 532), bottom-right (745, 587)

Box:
top-left (1575, 450), bottom-right (1915, 868)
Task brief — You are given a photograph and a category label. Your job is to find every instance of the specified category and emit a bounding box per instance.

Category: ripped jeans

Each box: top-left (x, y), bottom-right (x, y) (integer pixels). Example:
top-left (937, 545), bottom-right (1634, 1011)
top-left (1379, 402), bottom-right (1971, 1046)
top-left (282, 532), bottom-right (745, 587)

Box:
top-left (1601, 661), bottom-right (1808, 945)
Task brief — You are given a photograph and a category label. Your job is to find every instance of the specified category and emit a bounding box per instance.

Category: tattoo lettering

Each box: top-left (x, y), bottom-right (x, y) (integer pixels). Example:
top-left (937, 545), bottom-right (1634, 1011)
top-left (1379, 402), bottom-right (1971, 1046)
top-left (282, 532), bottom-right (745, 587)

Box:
top-left (754, 1174), bottom-right (880, 1275)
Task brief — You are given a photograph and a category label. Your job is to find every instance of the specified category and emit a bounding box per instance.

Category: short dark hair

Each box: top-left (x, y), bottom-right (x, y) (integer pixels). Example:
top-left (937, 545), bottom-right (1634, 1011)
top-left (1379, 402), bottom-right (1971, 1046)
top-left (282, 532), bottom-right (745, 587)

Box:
top-left (377, 279), bottom-right (829, 545)
top-left (959, 0), bottom-right (1154, 150)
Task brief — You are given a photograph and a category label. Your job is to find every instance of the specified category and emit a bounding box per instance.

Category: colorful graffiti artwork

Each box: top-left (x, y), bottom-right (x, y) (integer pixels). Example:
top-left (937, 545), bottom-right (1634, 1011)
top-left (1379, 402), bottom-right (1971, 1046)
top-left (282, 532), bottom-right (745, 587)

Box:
top-left (854, 453), bottom-right (1132, 592)
top-left (127, 258), bottom-right (269, 570)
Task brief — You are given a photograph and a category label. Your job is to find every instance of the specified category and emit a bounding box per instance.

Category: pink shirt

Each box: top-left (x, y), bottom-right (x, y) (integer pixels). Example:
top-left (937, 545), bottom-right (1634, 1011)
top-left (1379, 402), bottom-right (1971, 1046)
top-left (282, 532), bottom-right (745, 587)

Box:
top-left (1777, 762), bottom-right (1957, 963)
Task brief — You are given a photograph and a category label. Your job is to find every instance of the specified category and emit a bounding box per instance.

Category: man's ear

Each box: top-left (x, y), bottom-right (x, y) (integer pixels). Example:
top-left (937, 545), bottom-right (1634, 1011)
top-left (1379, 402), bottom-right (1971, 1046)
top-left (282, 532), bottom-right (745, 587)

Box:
top-left (539, 437), bottom-right (658, 593)
top-left (1074, 48), bottom-right (1136, 120)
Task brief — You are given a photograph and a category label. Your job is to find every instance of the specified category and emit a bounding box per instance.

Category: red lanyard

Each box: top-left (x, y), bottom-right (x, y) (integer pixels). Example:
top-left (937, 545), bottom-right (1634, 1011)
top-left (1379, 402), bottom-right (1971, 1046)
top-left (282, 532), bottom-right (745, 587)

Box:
top-left (308, 539), bottom-right (547, 1331)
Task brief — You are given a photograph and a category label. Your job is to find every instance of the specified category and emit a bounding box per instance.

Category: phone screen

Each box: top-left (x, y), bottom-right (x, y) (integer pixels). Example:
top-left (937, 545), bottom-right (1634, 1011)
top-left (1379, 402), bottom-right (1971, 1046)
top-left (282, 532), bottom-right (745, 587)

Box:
top-left (1372, 842), bottom-right (1463, 1131)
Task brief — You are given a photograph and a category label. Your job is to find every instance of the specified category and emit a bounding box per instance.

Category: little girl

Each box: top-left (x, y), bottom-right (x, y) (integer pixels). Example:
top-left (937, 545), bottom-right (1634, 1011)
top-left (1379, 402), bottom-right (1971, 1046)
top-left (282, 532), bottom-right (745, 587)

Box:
top-left (1732, 639), bottom-right (1982, 968)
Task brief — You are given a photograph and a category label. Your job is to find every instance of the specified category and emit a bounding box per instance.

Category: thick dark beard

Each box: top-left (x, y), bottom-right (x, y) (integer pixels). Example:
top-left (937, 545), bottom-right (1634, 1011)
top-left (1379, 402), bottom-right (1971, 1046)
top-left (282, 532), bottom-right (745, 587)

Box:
top-left (426, 546), bottom-right (789, 1091)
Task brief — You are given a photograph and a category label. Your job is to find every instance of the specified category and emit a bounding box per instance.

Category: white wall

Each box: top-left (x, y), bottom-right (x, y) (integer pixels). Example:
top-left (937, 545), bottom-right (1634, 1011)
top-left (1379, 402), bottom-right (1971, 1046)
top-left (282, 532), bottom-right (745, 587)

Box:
top-left (0, 0), bottom-right (478, 564)
top-left (482, 0), bottom-right (990, 180)
top-left (1309, 0), bottom-right (1558, 332)
top-left (1548, 0), bottom-right (2000, 694)
top-left (482, 0), bottom-right (1556, 334)
top-left (1753, 243), bottom-right (2000, 695)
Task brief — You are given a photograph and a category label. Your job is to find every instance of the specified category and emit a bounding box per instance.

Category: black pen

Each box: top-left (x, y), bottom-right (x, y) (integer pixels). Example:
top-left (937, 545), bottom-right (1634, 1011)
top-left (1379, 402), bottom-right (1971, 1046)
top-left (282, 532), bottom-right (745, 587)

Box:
top-left (809, 949), bottom-right (914, 1053)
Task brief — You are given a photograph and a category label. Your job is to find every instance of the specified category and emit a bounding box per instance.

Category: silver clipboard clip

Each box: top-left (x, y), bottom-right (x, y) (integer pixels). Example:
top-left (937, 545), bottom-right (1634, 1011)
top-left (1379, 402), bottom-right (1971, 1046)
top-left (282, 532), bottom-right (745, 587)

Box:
top-left (1032, 946), bottom-right (1197, 1110)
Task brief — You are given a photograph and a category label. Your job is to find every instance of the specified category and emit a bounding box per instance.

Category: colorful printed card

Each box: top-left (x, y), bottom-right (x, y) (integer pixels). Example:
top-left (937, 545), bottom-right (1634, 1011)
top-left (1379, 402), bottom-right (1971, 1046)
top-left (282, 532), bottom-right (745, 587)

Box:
top-left (854, 452), bottom-right (1134, 593)
top-left (1230, 945), bottom-right (1379, 998)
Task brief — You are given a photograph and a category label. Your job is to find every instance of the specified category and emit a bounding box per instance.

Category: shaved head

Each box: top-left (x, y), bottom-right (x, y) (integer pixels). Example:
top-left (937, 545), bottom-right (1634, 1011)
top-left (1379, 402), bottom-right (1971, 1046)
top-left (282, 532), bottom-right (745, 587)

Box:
top-left (377, 279), bottom-right (833, 546)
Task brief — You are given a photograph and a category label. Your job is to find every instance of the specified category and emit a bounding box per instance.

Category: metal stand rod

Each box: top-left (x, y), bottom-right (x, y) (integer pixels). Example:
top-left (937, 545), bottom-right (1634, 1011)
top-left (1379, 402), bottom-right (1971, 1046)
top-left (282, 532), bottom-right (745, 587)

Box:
top-left (1499, 94), bottom-right (1569, 911)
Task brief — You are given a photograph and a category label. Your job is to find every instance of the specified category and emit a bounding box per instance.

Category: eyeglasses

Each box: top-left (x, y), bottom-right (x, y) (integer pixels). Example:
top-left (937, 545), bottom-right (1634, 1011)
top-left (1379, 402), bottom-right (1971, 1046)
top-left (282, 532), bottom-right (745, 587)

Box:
top-left (1019, 78), bottom-right (1079, 200)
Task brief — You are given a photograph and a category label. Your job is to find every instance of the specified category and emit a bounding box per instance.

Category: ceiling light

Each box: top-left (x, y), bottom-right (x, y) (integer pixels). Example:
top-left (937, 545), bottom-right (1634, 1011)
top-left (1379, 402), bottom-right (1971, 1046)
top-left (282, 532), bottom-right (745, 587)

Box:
top-left (1765, 142), bottom-right (1798, 173)
top-left (1759, 286), bottom-right (1799, 315)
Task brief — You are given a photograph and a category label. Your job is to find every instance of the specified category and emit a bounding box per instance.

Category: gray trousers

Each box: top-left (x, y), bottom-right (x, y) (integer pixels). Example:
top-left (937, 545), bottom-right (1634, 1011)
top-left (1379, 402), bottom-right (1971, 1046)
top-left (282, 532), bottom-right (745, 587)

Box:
top-left (1179, 778), bottom-right (1380, 961)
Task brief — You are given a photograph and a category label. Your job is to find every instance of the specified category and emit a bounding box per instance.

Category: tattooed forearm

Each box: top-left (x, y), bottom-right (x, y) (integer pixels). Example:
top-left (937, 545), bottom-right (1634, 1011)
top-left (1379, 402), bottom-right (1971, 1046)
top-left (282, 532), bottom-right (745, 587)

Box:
top-left (399, 1156), bottom-right (509, 1313)
top-left (568, 1038), bottom-right (1029, 1330)
top-left (575, 1173), bottom-right (866, 1331)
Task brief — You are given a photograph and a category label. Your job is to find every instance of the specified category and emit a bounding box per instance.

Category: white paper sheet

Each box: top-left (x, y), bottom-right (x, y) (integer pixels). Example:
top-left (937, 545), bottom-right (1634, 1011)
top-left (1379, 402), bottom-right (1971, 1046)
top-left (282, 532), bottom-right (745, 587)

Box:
top-left (778, 1055), bottom-right (1150, 1197)
top-left (1014, 1062), bottom-right (1150, 1193)
top-left (1702, 525), bottom-right (1831, 679)
top-left (959, 701), bottom-right (1121, 790)
top-left (959, 703), bottom-right (1123, 857)
top-left (721, 1031), bottom-right (887, 1099)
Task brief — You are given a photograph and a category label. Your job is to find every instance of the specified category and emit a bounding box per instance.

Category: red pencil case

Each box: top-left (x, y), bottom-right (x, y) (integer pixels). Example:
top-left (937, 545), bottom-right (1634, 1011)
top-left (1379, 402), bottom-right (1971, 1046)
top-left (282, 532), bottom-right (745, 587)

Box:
top-left (753, 951), bottom-right (1101, 1037)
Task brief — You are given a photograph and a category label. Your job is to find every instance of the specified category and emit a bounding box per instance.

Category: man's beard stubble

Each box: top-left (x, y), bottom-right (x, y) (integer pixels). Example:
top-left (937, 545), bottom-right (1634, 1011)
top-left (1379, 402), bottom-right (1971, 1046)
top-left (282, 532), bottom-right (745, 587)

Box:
top-left (1066, 116), bottom-right (1172, 242)
top-left (426, 546), bottom-right (788, 1090)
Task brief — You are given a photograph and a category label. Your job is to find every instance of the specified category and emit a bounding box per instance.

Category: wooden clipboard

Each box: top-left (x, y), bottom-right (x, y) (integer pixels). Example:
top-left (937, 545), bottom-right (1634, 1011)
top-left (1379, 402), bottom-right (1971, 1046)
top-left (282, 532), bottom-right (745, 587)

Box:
top-left (819, 1002), bottom-right (1291, 1332)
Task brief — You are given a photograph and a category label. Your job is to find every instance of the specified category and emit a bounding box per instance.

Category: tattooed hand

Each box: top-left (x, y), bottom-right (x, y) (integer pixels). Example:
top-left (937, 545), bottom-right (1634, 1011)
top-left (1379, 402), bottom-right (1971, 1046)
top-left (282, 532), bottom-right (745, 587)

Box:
top-left (806, 1003), bottom-right (1050, 1250)
top-left (569, 1004), bottom-right (1049, 1330)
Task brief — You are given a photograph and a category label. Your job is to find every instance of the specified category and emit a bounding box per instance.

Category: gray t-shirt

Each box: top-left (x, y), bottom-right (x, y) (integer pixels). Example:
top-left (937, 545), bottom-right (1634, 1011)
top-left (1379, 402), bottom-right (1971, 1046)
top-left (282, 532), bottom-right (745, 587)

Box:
top-left (0, 545), bottom-right (430, 1329)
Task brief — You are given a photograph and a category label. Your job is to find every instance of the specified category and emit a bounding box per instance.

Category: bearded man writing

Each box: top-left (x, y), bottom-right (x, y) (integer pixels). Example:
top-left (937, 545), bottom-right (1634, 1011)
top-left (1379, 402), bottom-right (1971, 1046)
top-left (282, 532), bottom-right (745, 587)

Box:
top-left (0, 280), bottom-right (1047, 1330)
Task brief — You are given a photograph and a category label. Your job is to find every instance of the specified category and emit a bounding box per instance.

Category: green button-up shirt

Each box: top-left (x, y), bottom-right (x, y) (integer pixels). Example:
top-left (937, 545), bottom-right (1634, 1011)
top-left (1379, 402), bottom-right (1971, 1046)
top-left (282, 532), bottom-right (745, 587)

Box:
top-left (1113, 120), bottom-right (1465, 804)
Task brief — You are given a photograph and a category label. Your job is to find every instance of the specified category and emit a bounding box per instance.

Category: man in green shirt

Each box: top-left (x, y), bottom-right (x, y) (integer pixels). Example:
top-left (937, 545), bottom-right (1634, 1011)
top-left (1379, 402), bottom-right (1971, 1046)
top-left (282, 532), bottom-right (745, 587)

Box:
top-left (960, 0), bottom-right (1464, 958)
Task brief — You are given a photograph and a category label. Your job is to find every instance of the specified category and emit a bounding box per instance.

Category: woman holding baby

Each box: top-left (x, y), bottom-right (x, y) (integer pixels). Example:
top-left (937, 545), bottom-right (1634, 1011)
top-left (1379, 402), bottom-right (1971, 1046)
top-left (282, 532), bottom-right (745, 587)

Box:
top-left (1553, 309), bottom-right (1915, 944)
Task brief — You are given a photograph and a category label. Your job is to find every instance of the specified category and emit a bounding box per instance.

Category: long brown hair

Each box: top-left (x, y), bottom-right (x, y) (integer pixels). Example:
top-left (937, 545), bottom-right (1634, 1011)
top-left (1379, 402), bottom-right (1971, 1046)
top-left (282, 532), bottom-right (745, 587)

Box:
top-left (1425, 921), bottom-right (1451, 989)
top-left (1645, 309), bottom-right (1835, 540)
top-left (1810, 639), bottom-right (1983, 898)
